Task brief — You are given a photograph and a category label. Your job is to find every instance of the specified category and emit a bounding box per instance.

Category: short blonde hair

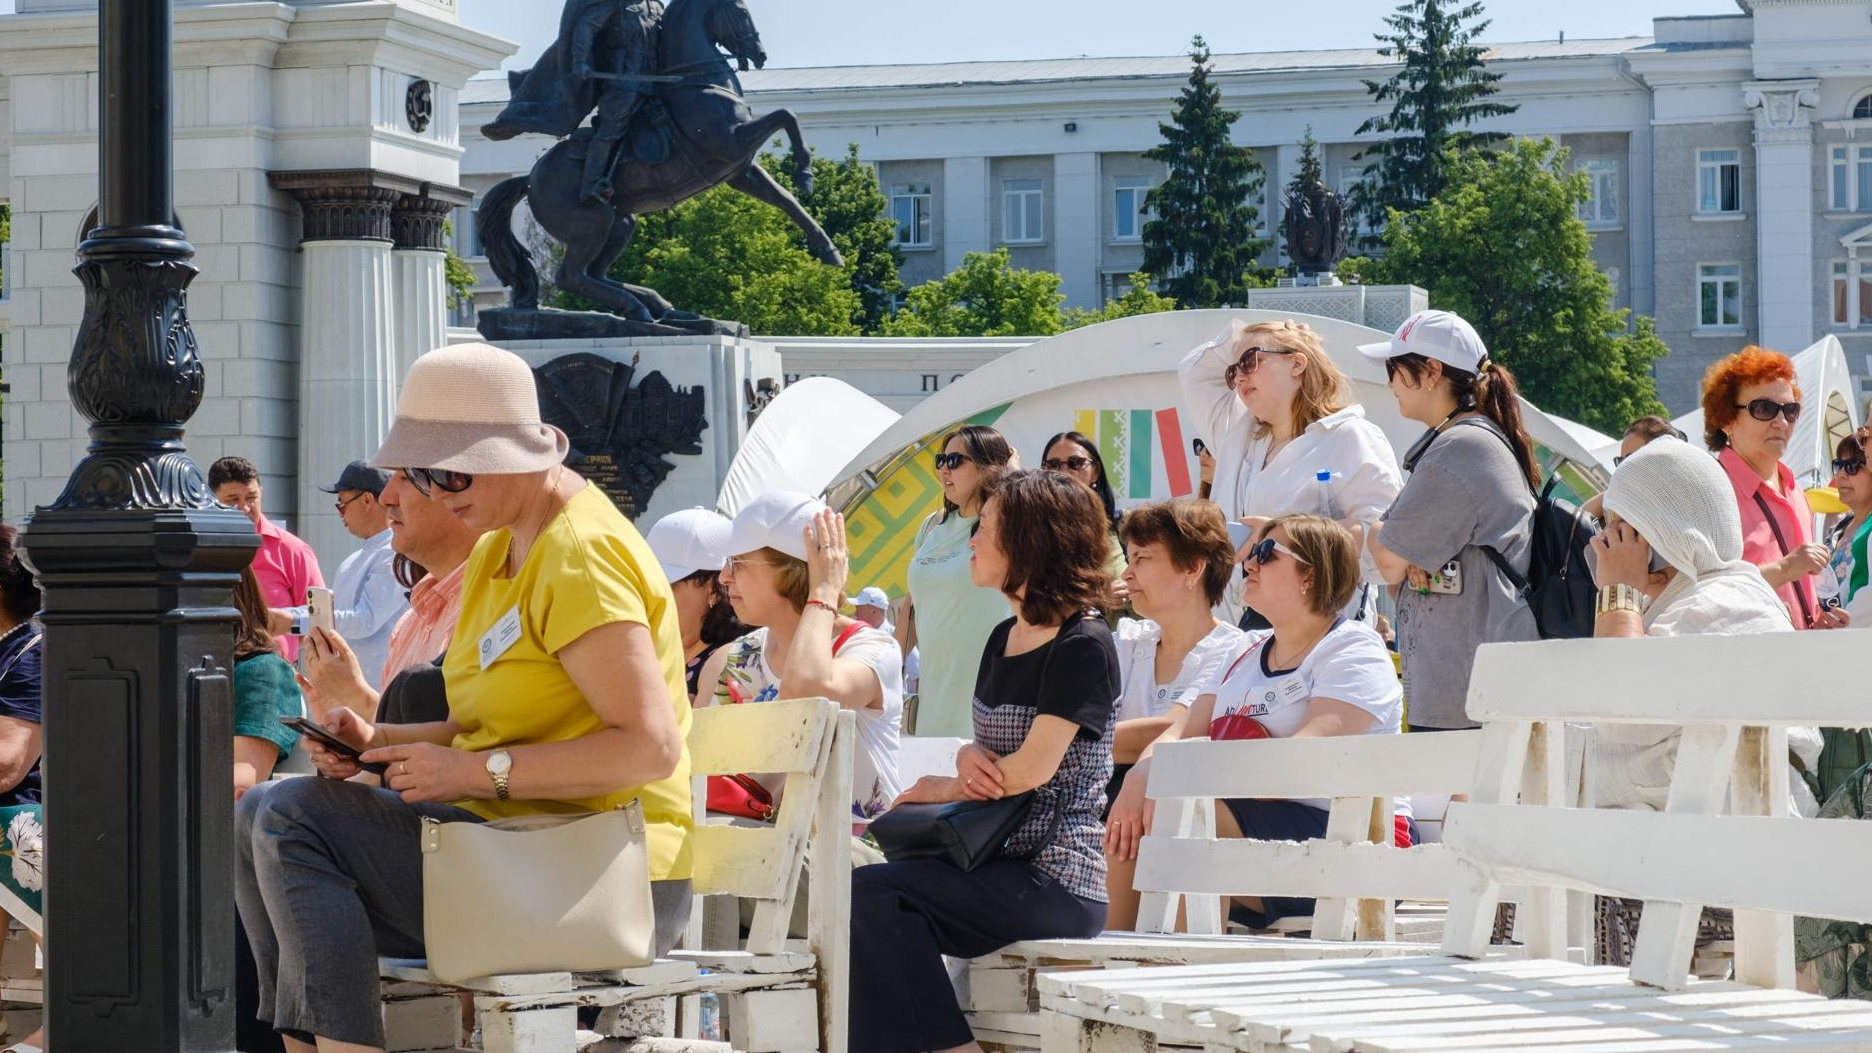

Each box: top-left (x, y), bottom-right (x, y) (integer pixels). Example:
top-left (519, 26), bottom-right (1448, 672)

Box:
top-left (1237, 320), bottom-right (1350, 441)
top-left (1258, 514), bottom-right (1359, 616)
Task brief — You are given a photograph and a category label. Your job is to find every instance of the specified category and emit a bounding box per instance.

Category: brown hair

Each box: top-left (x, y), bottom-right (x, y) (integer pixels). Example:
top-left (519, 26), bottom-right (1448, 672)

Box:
top-left (980, 469), bottom-right (1111, 625)
top-left (1258, 514), bottom-right (1360, 617)
top-left (1386, 354), bottom-right (1541, 489)
top-left (1623, 415), bottom-right (1685, 445)
top-left (231, 566), bottom-right (278, 660)
top-left (1698, 346), bottom-right (1800, 452)
top-left (937, 424), bottom-right (1015, 522)
top-left (0, 526), bottom-right (40, 625)
top-left (678, 569), bottom-right (751, 646)
top-left (762, 548), bottom-right (818, 614)
top-left (1233, 320), bottom-right (1350, 441)
top-left (1119, 499), bottom-right (1236, 606)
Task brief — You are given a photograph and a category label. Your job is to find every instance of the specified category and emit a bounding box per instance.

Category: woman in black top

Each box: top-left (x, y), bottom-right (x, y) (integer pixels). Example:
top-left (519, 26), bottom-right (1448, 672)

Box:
top-left (851, 470), bottom-right (1120, 1053)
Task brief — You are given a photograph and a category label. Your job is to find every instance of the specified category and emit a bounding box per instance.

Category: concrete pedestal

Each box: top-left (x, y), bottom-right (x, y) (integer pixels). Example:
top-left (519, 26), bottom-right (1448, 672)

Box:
top-left (1246, 283), bottom-right (1429, 337)
top-left (497, 335), bottom-right (784, 523)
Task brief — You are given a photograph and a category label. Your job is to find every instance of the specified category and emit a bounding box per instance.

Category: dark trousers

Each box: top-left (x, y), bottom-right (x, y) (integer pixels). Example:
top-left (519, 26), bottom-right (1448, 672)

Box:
top-left (850, 858), bottom-right (1104, 1053)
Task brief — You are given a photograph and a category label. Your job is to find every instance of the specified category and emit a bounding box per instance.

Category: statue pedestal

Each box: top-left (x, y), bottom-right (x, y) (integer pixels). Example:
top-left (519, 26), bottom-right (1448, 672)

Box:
top-left (1246, 283), bottom-right (1429, 338)
top-left (494, 335), bottom-right (783, 522)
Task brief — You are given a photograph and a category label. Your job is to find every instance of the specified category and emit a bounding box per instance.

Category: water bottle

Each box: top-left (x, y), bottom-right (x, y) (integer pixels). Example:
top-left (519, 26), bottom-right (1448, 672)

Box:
top-left (1316, 469), bottom-right (1340, 520)
top-left (699, 990), bottom-right (723, 1041)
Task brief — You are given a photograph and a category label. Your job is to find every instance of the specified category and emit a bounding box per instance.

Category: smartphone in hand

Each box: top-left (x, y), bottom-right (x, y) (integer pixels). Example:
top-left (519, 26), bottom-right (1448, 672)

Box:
top-left (281, 716), bottom-right (386, 775)
top-left (307, 587), bottom-right (335, 636)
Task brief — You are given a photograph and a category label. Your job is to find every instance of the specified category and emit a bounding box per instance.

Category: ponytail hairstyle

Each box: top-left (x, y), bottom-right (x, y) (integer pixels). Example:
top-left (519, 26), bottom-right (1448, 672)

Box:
top-left (1388, 353), bottom-right (1541, 489)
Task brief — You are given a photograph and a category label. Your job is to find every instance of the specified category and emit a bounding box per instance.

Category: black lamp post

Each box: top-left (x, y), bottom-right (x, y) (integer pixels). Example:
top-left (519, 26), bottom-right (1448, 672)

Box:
top-left (20, 0), bottom-right (254, 1048)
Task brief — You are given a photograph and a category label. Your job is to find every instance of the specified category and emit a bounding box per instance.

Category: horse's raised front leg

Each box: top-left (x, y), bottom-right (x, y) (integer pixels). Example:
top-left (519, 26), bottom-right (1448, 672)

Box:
top-left (727, 164), bottom-right (845, 268)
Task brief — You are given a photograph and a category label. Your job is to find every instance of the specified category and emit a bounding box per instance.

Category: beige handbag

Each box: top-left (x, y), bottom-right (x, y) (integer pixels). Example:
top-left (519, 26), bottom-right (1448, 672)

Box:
top-left (420, 800), bottom-right (656, 983)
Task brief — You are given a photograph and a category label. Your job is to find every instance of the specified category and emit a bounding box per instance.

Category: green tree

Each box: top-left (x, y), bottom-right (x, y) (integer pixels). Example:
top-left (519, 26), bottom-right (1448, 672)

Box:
top-left (1363, 138), bottom-right (1665, 433)
top-left (1287, 126), bottom-right (1326, 201)
top-left (1140, 36), bottom-right (1271, 308)
top-left (882, 248), bottom-right (1064, 337)
top-left (1063, 273), bottom-right (1180, 330)
top-left (442, 219), bottom-right (476, 309)
top-left (762, 145), bottom-right (903, 333)
top-left (554, 182), bottom-right (861, 336)
top-left (1354, 0), bottom-right (1518, 232)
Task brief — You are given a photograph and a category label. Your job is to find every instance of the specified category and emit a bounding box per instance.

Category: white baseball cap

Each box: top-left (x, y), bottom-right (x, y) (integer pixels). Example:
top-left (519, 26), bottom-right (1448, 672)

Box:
top-left (645, 507), bottom-right (730, 583)
top-left (1357, 309), bottom-right (1491, 375)
top-left (696, 490), bottom-right (828, 563)
top-left (851, 586), bottom-right (890, 610)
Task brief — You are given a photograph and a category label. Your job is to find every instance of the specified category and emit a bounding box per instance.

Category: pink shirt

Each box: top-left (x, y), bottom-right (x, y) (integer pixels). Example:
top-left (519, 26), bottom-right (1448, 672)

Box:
top-left (1719, 446), bottom-right (1817, 629)
top-left (381, 562), bottom-right (466, 684)
top-left (252, 515), bottom-right (324, 661)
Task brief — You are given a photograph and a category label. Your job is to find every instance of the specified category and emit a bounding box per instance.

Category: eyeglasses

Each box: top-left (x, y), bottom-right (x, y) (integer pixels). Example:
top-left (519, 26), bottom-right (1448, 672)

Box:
top-left (1232, 346), bottom-right (1296, 380)
top-left (333, 492), bottom-right (365, 515)
top-left (401, 467), bottom-right (474, 497)
top-left (1735, 398), bottom-right (1802, 425)
top-left (933, 452), bottom-right (973, 471)
top-left (727, 557), bottom-right (780, 573)
top-left (1042, 456), bottom-right (1093, 472)
top-left (1834, 458), bottom-right (1867, 477)
top-left (1242, 537), bottom-right (1310, 569)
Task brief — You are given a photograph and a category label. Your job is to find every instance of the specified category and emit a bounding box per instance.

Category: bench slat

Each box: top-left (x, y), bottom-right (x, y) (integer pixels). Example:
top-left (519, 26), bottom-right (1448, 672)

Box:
top-left (1134, 837), bottom-right (1464, 902)
top-left (1147, 733), bottom-right (1481, 801)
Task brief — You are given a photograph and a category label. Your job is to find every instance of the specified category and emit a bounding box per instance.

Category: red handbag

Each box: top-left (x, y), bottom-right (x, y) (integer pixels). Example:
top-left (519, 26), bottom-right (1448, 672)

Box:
top-left (705, 623), bottom-right (867, 821)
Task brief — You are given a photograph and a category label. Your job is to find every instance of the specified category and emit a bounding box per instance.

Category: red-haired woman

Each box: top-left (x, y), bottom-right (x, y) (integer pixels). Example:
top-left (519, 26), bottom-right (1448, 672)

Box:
top-left (1698, 348), bottom-right (1847, 630)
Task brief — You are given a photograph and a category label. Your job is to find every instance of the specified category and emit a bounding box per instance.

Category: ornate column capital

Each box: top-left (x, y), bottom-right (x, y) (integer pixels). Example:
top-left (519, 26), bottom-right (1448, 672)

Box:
top-left (1743, 80), bottom-right (1821, 145)
top-left (392, 186), bottom-right (471, 252)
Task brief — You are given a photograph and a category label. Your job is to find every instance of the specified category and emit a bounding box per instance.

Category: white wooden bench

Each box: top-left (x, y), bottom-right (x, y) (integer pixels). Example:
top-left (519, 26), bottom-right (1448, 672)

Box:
top-left (1036, 630), bottom-right (1872, 1052)
top-left (963, 728), bottom-right (1503, 1051)
top-left (377, 696), bottom-right (854, 1053)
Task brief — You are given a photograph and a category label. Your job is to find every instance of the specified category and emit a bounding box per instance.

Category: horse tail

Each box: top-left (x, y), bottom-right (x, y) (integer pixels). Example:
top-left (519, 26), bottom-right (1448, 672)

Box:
top-left (477, 176), bottom-right (538, 310)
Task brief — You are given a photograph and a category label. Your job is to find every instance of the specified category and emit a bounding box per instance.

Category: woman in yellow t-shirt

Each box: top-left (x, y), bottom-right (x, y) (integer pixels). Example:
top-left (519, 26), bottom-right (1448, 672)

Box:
top-left (232, 343), bottom-right (693, 1053)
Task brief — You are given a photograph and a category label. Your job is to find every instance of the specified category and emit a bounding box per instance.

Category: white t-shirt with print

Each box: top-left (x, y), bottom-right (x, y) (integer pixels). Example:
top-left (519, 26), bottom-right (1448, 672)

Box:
top-left (1112, 618), bottom-right (1243, 723)
top-left (715, 625), bottom-right (904, 819)
top-left (1203, 620), bottom-right (1406, 813)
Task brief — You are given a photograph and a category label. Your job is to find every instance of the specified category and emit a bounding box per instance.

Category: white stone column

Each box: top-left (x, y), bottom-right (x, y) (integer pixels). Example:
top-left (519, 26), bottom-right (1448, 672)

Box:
top-left (942, 156), bottom-right (990, 272)
top-left (393, 249), bottom-right (448, 376)
top-left (1052, 153), bottom-right (1101, 309)
top-left (1745, 81), bottom-right (1820, 352)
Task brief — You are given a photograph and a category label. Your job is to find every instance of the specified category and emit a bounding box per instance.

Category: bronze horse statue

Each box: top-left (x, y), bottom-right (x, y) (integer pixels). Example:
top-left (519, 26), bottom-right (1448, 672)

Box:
top-left (477, 0), bottom-right (844, 334)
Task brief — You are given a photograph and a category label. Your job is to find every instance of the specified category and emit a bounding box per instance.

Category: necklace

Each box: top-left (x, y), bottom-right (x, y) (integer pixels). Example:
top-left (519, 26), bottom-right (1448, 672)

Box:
top-left (506, 469), bottom-right (569, 576)
top-left (1269, 618), bottom-right (1336, 670)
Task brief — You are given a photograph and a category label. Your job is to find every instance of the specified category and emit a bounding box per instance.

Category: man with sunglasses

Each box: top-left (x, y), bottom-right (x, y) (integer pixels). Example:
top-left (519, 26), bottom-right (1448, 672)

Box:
top-left (211, 456), bottom-right (325, 663)
top-left (267, 462), bottom-right (410, 690)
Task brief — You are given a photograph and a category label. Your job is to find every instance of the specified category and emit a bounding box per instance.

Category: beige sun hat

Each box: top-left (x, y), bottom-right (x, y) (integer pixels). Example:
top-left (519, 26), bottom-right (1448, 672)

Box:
top-left (369, 343), bottom-right (569, 473)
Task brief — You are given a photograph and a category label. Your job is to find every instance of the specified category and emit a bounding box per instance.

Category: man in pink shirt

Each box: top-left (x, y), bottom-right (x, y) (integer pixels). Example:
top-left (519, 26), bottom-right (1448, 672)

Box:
top-left (211, 456), bottom-right (324, 661)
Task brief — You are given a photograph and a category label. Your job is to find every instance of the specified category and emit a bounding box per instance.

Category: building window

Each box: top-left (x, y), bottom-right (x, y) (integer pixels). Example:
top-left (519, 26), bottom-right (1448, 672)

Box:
top-left (1577, 160), bottom-right (1621, 229)
top-left (1002, 179), bottom-right (1044, 244)
top-left (453, 207), bottom-right (482, 258)
top-left (1832, 146), bottom-right (1872, 212)
top-left (1337, 164), bottom-right (1369, 232)
top-left (1855, 94), bottom-right (1872, 121)
top-left (1604, 266), bottom-right (1622, 310)
top-left (1698, 263), bottom-right (1743, 329)
top-left (1113, 177), bottom-right (1151, 242)
top-left (1696, 149), bottom-right (1742, 214)
top-left (889, 183), bottom-right (933, 248)
top-left (1834, 259), bottom-right (1872, 328)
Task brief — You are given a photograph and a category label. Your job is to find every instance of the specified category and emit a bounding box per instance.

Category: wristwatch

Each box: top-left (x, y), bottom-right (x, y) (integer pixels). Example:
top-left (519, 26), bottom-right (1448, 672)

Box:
top-left (1595, 583), bottom-right (1647, 617)
top-left (485, 749), bottom-right (513, 801)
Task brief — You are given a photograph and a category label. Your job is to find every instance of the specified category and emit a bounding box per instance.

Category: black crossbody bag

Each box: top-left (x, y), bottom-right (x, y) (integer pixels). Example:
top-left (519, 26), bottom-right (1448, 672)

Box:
top-left (869, 790), bottom-right (1064, 872)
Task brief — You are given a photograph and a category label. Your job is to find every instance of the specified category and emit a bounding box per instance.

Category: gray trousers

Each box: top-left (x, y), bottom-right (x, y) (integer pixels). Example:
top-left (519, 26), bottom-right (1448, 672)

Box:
top-left (235, 777), bottom-right (693, 1048)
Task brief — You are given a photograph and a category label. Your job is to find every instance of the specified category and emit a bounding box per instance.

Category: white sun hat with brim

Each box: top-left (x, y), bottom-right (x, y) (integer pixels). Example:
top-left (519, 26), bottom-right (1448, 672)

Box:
top-left (646, 507), bottom-right (731, 583)
top-left (369, 342), bottom-right (570, 473)
top-left (694, 490), bottom-right (828, 563)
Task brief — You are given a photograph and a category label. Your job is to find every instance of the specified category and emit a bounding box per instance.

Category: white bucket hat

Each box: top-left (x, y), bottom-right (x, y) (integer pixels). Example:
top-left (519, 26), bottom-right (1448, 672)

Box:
top-left (646, 507), bottom-right (731, 583)
top-left (696, 491), bottom-right (828, 563)
top-left (370, 343), bottom-right (569, 474)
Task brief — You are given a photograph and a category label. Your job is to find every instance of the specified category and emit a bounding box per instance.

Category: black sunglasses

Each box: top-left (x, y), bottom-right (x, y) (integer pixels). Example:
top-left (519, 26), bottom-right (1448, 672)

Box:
top-left (1835, 458), bottom-right (1867, 477)
top-left (1043, 456), bottom-right (1093, 472)
top-left (402, 467), bottom-right (474, 497)
top-left (1736, 398), bottom-right (1802, 425)
top-left (933, 452), bottom-right (972, 471)
top-left (1241, 537), bottom-right (1310, 569)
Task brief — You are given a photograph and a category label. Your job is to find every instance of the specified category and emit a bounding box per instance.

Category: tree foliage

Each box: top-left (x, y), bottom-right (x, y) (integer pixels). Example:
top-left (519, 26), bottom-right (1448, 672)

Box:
top-left (1287, 126), bottom-right (1325, 201)
top-left (1363, 138), bottom-right (1666, 434)
top-left (1141, 36), bottom-right (1271, 309)
top-left (1354, 0), bottom-right (1518, 231)
top-left (882, 248), bottom-right (1064, 337)
top-left (761, 144), bottom-right (904, 333)
top-left (1063, 273), bottom-right (1180, 330)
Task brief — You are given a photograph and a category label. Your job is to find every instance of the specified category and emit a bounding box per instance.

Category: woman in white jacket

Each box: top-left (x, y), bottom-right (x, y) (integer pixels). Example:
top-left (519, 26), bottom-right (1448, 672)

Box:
top-left (1179, 318), bottom-right (1402, 625)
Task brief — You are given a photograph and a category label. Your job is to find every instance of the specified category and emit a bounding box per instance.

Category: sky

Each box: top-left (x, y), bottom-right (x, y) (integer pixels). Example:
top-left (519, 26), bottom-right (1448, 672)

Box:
top-left (456, 0), bottom-right (1731, 72)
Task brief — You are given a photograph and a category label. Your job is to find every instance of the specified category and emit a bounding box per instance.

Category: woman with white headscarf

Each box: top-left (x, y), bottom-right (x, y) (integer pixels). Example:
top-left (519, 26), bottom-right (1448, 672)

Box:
top-left (1588, 436), bottom-right (1819, 813)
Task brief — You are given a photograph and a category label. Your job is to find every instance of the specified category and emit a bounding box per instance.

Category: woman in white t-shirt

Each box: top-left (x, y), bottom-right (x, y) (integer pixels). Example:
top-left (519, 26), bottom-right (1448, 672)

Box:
top-left (1179, 319), bottom-right (1402, 626)
top-left (695, 491), bottom-right (904, 820)
top-left (1183, 515), bottom-right (1412, 931)
top-left (1101, 499), bottom-right (1242, 928)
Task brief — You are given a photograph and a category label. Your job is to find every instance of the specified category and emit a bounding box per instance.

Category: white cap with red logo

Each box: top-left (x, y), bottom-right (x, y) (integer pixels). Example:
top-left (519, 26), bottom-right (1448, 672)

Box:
top-left (1357, 309), bottom-right (1491, 375)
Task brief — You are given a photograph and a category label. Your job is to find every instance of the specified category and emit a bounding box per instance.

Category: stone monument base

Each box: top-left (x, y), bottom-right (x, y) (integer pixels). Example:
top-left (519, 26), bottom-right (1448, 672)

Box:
top-left (1245, 283), bottom-right (1429, 336)
top-left (479, 306), bottom-right (751, 342)
top-left (494, 334), bottom-right (782, 523)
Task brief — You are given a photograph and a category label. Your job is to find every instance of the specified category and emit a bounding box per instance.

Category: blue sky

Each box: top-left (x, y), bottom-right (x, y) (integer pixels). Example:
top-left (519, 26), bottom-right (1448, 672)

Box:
top-left (456, 0), bottom-right (1729, 71)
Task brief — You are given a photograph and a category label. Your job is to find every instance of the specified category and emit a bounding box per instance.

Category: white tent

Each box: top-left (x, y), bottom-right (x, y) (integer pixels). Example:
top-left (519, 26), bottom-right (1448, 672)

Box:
top-left (826, 309), bottom-right (1618, 597)
top-left (1670, 336), bottom-right (1862, 490)
top-left (717, 377), bottom-right (899, 517)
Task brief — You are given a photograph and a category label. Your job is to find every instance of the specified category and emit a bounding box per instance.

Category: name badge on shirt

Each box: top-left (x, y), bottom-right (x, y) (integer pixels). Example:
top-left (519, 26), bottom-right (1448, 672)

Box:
top-left (1277, 675), bottom-right (1308, 702)
top-left (478, 606), bottom-right (523, 671)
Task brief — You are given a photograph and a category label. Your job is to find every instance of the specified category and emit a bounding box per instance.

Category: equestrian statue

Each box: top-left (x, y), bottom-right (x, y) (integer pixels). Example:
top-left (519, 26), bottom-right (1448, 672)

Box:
top-left (476, 0), bottom-right (845, 340)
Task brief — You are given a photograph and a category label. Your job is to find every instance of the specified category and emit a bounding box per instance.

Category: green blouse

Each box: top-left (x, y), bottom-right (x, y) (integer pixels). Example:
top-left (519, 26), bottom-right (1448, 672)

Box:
top-left (233, 652), bottom-right (304, 760)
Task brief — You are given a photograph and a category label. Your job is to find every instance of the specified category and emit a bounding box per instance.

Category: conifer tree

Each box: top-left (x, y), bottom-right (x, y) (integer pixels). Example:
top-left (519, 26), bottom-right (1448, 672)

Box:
top-left (1141, 36), bottom-right (1270, 308)
top-left (1287, 127), bottom-right (1325, 201)
top-left (1353, 0), bottom-right (1518, 231)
